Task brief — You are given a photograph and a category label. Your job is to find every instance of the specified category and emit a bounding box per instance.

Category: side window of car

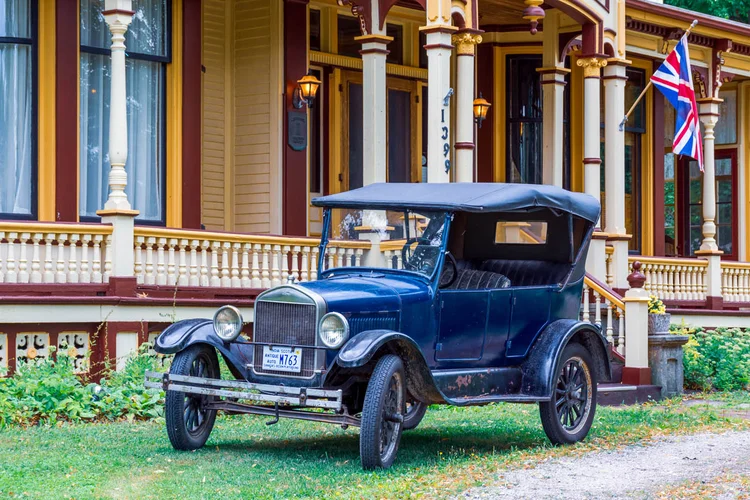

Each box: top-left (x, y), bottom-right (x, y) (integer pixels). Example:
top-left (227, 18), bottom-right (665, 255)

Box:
top-left (494, 221), bottom-right (547, 245)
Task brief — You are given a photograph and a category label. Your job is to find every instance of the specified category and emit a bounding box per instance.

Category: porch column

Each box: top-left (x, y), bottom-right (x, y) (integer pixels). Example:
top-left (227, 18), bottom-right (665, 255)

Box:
top-left (357, 34), bottom-right (392, 185)
top-left (98, 0), bottom-right (136, 279)
top-left (578, 56), bottom-right (607, 280)
top-left (453, 31), bottom-right (482, 183)
top-left (695, 97), bottom-right (724, 307)
top-left (539, 11), bottom-right (566, 187)
top-left (603, 59), bottom-right (631, 289)
top-left (422, 25), bottom-right (456, 183)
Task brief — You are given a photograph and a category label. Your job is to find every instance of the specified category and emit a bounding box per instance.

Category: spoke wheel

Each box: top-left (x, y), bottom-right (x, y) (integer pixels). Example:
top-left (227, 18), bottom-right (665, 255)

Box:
top-left (403, 396), bottom-right (427, 430)
top-left (360, 355), bottom-right (405, 470)
top-left (539, 343), bottom-right (597, 445)
top-left (165, 345), bottom-right (220, 451)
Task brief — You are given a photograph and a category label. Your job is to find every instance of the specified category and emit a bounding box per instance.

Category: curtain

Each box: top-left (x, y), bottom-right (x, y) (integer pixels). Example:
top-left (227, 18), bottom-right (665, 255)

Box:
top-left (0, 0), bottom-right (32, 216)
top-left (79, 0), bottom-right (166, 222)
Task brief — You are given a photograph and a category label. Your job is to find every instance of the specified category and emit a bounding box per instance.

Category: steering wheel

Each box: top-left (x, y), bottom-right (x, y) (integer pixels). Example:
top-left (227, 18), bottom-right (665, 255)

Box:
top-left (439, 251), bottom-right (458, 289)
top-left (401, 237), bottom-right (434, 271)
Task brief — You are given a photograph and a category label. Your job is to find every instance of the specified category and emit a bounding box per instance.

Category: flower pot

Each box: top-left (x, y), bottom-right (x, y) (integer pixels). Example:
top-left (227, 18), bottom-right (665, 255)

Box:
top-left (648, 313), bottom-right (671, 335)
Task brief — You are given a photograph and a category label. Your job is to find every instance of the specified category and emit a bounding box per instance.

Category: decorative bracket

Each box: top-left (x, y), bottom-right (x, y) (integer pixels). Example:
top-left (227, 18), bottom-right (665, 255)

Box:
top-left (443, 88), bottom-right (454, 106)
top-left (692, 70), bottom-right (707, 99)
top-left (712, 39), bottom-right (733, 98)
top-left (337, 0), bottom-right (370, 36)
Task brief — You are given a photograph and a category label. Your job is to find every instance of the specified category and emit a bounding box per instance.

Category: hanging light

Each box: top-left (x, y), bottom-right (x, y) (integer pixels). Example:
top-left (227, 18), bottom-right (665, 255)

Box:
top-left (293, 72), bottom-right (322, 108)
top-left (473, 93), bottom-right (491, 128)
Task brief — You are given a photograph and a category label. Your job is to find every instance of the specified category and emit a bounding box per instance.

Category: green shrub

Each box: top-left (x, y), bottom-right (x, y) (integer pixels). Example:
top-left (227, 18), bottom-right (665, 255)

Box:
top-left (0, 343), bottom-right (167, 427)
top-left (676, 326), bottom-right (750, 392)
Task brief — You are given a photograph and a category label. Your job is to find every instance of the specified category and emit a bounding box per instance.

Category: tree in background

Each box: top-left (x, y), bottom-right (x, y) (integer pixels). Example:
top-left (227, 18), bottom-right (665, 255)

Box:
top-left (665, 0), bottom-right (750, 24)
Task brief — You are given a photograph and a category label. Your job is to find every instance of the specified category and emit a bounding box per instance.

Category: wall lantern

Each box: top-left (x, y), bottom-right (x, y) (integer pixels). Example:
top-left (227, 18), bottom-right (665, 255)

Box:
top-left (473, 93), bottom-right (491, 128)
top-left (293, 72), bottom-right (322, 109)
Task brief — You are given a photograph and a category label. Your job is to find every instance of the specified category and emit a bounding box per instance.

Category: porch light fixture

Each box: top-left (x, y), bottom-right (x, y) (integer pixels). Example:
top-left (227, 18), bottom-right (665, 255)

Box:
top-left (473, 93), bottom-right (491, 128)
top-left (293, 72), bottom-right (322, 109)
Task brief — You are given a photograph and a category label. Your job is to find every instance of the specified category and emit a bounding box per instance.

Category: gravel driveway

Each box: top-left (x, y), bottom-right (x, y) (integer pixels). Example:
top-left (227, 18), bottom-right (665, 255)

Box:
top-left (459, 431), bottom-right (750, 499)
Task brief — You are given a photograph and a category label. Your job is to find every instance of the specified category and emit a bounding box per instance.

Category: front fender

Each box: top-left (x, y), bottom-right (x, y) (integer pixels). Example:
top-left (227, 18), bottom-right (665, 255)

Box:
top-left (519, 319), bottom-right (612, 399)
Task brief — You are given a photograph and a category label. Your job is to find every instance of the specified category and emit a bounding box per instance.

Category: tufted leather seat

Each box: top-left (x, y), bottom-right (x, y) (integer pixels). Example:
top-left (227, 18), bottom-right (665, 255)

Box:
top-left (479, 259), bottom-right (569, 287)
top-left (445, 269), bottom-right (511, 290)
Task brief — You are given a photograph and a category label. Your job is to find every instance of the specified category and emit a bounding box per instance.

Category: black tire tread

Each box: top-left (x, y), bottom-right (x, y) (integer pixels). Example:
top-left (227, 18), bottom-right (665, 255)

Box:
top-left (360, 355), bottom-right (404, 470)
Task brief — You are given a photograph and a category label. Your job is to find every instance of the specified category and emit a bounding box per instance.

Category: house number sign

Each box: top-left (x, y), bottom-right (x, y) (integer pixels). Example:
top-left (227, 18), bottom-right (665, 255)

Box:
top-left (442, 89), bottom-right (453, 174)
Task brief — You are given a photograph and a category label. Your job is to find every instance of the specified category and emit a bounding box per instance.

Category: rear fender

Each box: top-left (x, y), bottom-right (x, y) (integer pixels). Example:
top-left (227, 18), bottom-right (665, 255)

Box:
top-left (154, 319), bottom-right (247, 379)
top-left (519, 319), bottom-right (612, 399)
top-left (331, 330), bottom-right (444, 403)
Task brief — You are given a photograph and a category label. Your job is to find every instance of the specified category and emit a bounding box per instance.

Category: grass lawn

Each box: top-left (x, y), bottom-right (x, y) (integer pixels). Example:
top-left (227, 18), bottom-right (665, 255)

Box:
top-left (1, 394), bottom-right (748, 499)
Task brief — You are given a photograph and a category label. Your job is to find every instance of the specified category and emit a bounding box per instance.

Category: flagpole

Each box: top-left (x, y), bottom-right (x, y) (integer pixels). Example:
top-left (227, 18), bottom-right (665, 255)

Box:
top-left (618, 19), bottom-right (699, 131)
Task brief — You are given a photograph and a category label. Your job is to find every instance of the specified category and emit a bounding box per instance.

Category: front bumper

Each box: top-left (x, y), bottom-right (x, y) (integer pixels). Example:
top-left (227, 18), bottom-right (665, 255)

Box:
top-left (144, 370), bottom-right (343, 410)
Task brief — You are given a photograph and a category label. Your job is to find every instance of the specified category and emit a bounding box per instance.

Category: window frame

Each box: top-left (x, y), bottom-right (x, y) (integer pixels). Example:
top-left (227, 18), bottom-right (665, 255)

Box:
top-left (0, 0), bottom-right (38, 220)
top-left (505, 54), bottom-right (544, 185)
top-left (78, 0), bottom-right (171, 226)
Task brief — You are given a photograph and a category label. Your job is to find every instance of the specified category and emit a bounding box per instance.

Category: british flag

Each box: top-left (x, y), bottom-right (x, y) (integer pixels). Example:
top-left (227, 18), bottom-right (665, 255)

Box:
top-left (650, 35), bottom-right (703, 170)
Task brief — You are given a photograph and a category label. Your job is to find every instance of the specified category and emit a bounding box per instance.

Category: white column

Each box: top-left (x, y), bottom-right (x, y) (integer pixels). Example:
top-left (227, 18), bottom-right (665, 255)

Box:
top-left (98, 1), bottom-right (137, 278)
top-left (578, 56), bottom-right (607, 281)
top-left (356, 34), bottom-right (392, 185)
top-left (422, 26), bottom-right (455, 183)
top-left (453, 32), bottom-right (481, 183)
top-left (539, 11), bottom-right (566, 187)
top-left (695, 97), bottom-right (724, 300)
top-left (603, 59), bottom-right (631, 289)
top-left (623, 263), bottom-right (650, 381)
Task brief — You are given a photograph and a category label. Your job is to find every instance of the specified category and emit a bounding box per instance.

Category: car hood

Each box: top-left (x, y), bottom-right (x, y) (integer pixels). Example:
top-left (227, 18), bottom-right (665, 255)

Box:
top-left (300, 272), bottom-right (433, 314)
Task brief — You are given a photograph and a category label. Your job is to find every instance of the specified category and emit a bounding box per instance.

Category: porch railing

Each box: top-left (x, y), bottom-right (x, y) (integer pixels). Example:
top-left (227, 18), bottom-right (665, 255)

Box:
top-left (721, 261), bottom-right (750, 304)
top-left (0, 222), bottom-right (113, 285)
top-left (582, 274), bottom-right (625, 356)
top-left (628, 256), bottom-right (708, 301)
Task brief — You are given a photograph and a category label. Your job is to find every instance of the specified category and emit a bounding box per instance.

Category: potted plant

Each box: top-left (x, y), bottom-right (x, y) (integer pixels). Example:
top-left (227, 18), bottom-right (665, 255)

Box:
top-left (647, 295), bottom-right (671, 335)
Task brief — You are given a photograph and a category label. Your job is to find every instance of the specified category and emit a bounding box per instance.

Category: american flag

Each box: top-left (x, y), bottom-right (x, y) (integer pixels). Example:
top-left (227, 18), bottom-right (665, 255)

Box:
top-left (650, 35), bottom-right (703, 170)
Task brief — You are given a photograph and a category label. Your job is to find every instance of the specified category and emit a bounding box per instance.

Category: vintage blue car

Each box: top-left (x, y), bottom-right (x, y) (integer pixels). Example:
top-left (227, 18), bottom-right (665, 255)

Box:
top-left (146, 183), bottom-right (611, 470)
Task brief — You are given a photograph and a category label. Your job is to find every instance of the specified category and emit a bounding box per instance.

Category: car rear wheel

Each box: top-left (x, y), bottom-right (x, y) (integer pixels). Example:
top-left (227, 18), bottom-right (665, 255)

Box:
top-left (360, 355), bottom-right (405, 470)
top-left (539, 342), bottom-right (597, 445)
top-left (165, 344), bottom-right (220, 451)
top-left (403, 397), bottom-right (427, 430)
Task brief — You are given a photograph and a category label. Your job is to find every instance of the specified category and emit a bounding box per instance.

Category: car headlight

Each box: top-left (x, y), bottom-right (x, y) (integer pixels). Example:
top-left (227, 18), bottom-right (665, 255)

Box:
top-left (213, 305), bottom-right (244, 342)
top-left (319, 312), bottom-right (350, 349)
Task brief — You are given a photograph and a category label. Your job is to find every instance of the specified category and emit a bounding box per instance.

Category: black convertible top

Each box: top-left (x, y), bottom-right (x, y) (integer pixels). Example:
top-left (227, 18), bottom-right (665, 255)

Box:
top-left (313, 183), bottom-right (600, 223)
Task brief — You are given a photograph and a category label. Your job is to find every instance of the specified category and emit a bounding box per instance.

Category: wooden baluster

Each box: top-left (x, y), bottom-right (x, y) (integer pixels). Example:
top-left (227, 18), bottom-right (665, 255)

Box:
top-left (742, 269), bottom-right (749, 302)
top-left (134, 236), bottom-right (145, 284)
top-left (656, 264), bottom-right (665, 298)
top-left (209, 241), bottom-right (221, 287)
top-left (65, 234), bottom-right (78, 284)
top-left (327, 246), bottom-right (335, 270)
top-left (581, 282), bottom-right (590, 323)
top-left (251, 243), bottom-right (262, 288)
top-left (270, 244), bottom-right (282, 286)
top-left (687, 268), bottom-right (696, 300)
top-left (156, 237), bottom-right (167, 286)
top-left (167, 238), bottom-right (178, 286)
top-left (593, 290), bottom-right (602, 328)
top-left (383, 250), bottom-right (393, 269)
top-left (199, 240), bottom-right (210, 287)
top-left (91, 234), bottom-right (106, 283)
top-left (280, 245), bottom-right (290, 282)
top-left (722, 268), bottom-right (730, 302)
top-left (79, 235), bottom-right (90, 284)
top-left (355, 248), bottom-right (363, 267)
top-left (43, 233), bottom-right (55, 283)
top-left (617, 309), bottom-right (625, 355)
top-left (291, 245), bottom-right (301, 281)
top-left (665, 265), bottom-right (673, 300)
top-left (0, 231), bottom-right (5, 283)
top-left (310, 247), bottom-right (319, 281)
top-left (220, 241), bottom-right (231, 287)
top-left (605, 300), bottom-right (614, 345)
top-left (178, 239), bottom-right (189, 286)
top-left (5, 232), bottom-right (17, 283)
top-left (732, 269), bottom-right (740, 303)
top-left (395, 250), bottom-right (403, 270)
top-left (189, 240), bottom-right (199, 286)
top-left (300, 246), bottom-right (310, 282)
top-left (231, 242), bottom-right (241, 287)
top-left (30, 233), bottom-right (43, 284)
top-left (642, 263), bottom-right (651, 294)
top-left (338, 247), bottom-right (347, 267)
top-left (261, 244), bottom-right (271, 288)
top-left (144, 236), bottom-right (156, 285)
top-left (18, 232), bottom-right (30, 283)
top-left (676, 265), bottom-right (684, 301)
top-left (241, 243), bottom-right (251, 288)
top-left (56, 233), bottom-right (68, 283)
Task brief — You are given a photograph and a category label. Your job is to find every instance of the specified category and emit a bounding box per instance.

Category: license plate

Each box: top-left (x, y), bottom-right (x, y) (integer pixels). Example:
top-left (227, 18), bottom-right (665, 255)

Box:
top-left (262, 346), bottom-right (303, 373)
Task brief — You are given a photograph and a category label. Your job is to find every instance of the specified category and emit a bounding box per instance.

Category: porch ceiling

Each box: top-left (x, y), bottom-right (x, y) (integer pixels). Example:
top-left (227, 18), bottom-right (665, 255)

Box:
top-left (477, 0), bottom-right (526, 27)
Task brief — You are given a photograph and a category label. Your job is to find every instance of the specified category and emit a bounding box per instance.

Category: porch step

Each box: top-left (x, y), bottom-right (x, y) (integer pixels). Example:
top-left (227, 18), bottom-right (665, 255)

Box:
top-left (598, 383), bottom-right (662, 406)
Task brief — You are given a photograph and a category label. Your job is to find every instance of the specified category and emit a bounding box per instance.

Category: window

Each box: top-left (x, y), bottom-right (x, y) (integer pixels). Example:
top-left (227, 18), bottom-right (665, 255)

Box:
top-left (309, 68), bottom-right (323, 194)
top-left (0, 0), bottom-right (35, 218)
top-left (495, 221), bottom-right (548, 244)
top-left (309, 9), bottom-right (321, 52)
top-left (79, 0), bottom-right (169, 223)
top-left (338, 16), bottom-right (403, 65)
top-left (715, 89), bottom-right (737, 145)
top-left (506, 56), bottom-right (543, 184)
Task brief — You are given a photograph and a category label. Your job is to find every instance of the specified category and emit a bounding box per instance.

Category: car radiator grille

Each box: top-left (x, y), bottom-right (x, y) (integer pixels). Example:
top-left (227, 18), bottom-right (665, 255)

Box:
top-left (253, 300), bottom-right (318, 377)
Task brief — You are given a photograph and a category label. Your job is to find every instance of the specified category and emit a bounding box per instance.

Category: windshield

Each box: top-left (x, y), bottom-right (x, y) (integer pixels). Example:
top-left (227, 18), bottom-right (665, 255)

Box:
top-left (323, 209), bottom-right (448, 278)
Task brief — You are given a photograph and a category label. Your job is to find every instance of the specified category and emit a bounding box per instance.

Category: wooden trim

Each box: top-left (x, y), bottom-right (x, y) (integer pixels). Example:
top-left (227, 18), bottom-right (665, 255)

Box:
top-left (0, 221), bottom-right (113, 235)
top-left (745, 84), bottom-right (750, 261)
top-left (309, 51), bottom-right (429, 80)
top-left (652, 60), bottom-right (666, 257)
top-left (38, 0), bottom-right (56, 222)
top-left (166, 0), bottom-right (184, 228)
top-left (476, 43), bottom-right (494, 183)
top-left (570, 55), bottom-right (584, 193)
top-left (630, 58), bottom-right (654, 256)
top-left (181, 0), bottom-right (201, 229)
top-left (55, 0), bottom-right (78, 222)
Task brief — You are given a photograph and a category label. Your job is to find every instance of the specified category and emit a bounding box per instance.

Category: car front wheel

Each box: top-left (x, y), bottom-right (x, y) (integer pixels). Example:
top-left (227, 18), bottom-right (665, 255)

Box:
top-left (165, 344), bottom-right (220, 451)
top-left (539, 342), bottom-right (597, 445)
top-left (360, 355), bottom-right (405, 470)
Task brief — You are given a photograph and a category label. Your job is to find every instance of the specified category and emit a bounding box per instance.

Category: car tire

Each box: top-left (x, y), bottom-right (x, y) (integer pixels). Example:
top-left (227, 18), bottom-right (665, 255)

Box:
top-left (360, 354), bottom-right (406, 470)
top-left (539, 342), bottom-right (597, 445)
top-left (165, 344), bottom-right (220, 451)
top-left (403, 397), bottom-right (427, 430)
